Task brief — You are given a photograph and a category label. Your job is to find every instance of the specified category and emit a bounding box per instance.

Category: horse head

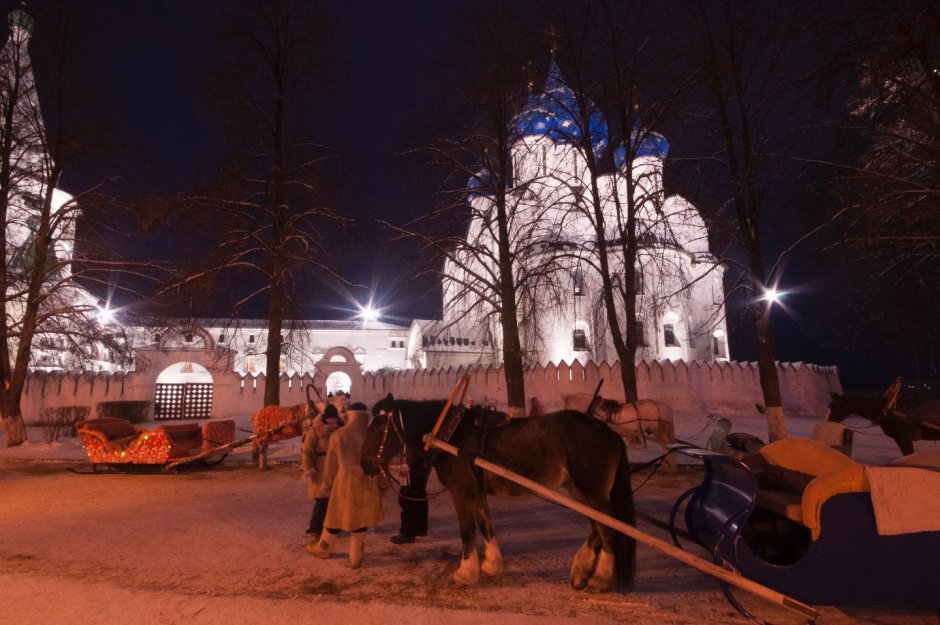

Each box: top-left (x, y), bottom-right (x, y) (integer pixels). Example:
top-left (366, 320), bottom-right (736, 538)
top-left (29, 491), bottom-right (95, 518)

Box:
top-left (361, 393), bottom-right (404, 477)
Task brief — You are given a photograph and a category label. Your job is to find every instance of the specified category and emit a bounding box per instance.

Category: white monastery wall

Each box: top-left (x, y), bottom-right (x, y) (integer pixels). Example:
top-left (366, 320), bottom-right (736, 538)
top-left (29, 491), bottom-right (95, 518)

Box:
top-left (22, 359), bottom-right (842, 423)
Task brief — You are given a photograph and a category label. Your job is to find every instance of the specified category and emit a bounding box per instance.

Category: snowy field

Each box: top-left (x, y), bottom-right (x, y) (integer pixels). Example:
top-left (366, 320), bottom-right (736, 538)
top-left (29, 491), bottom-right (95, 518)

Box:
top-left (1, 407), bottom-right (937, 625)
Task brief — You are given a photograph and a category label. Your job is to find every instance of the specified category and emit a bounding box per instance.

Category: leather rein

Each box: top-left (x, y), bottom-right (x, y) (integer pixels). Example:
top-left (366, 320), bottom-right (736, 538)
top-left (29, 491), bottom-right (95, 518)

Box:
top-left (369, 407), bottom-right (446, 501)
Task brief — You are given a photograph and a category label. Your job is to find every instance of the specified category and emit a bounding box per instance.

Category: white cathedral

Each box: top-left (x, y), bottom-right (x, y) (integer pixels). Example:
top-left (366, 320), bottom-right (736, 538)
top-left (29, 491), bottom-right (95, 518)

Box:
top-left (405, 64), bottom-right (728, 371)
top-left (6, 9), bottom-right (727, 403)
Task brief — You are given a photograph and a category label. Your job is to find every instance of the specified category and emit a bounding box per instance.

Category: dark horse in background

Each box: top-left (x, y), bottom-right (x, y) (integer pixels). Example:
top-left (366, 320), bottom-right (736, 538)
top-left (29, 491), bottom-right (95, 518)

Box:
top-left (362, 394), bottom-right (636, 593)
top-left (828, 392), bottom-right (940, 455)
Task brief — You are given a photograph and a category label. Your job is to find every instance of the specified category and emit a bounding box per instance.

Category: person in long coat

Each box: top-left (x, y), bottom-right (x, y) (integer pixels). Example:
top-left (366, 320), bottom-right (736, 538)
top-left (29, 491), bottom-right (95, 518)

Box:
top-left (306, 408), bottom-right (384, 568)
top-left (301, 403), bottom-right (344, 545)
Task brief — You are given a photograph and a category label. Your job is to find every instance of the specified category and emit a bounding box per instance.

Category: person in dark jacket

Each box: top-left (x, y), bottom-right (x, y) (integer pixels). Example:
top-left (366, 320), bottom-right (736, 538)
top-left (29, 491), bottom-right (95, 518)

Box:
top-left (390, 455), bottom-right (429, 544)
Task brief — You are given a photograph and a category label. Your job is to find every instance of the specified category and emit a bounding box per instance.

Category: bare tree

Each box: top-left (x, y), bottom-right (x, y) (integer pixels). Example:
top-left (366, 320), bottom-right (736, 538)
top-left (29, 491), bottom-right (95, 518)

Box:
top-left (675, 0), bottom-right (832, 440)
top-left (546, 0), bottom-right (714, 404)
top-left (0, 5), bottom-right (146, 446)
top-left (382, 1), bottom-right (546, 416)
top-left (173, 0), bottom-right (340, 408)
top-left (825, 0), bottom-right (939, 391)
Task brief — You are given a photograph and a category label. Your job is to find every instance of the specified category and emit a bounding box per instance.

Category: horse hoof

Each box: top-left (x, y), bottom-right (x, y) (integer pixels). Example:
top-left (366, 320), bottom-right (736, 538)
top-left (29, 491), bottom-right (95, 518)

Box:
top-left (481, 559), bottom-right (503, 577)
top-left (570, 576), bottom-right (589, 590)
top-left (451, 570), bottom-right (479, 586)
top-left (585, 577), bottom-right (611, 594)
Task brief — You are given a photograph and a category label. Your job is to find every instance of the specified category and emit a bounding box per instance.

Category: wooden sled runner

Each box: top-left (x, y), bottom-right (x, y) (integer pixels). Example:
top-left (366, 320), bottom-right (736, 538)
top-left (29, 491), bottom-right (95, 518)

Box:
top-left (669, 439), bottom-right (940, 612)
top-left (75, 417), bottom-right (237, 472)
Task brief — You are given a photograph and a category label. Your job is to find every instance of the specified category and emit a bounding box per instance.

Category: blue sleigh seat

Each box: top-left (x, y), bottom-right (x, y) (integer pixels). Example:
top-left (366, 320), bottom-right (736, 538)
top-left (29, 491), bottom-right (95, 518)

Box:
top-left (670, 439), bottom-right (940, 610)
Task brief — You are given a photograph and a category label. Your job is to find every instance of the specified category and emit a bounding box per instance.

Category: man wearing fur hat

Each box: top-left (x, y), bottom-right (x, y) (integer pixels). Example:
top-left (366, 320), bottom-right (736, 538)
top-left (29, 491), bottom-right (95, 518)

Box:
top-left (302, 403), bottom-right (344, 544)
top-left (307, 405), bottom-right (384, 568)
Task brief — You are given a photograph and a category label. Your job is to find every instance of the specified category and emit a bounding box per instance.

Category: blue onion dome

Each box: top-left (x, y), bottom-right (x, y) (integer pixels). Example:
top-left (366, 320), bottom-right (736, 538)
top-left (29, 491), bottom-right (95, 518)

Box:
top-left (8, 9), bottom-right (34, 35)
top-left (613, 125), bottom-right (669, 168)
top-left (467, 169), bottom-right (495, 199)
top-left (513, 62), bottom-right (608, 160)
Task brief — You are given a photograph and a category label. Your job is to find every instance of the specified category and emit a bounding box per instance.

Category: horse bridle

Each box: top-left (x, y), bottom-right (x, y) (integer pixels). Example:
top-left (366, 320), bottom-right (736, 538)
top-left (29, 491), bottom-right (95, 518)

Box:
top-left (367, 407), bottom-right (406, 482)
top-left (367, 406), bottom-right (447, 502)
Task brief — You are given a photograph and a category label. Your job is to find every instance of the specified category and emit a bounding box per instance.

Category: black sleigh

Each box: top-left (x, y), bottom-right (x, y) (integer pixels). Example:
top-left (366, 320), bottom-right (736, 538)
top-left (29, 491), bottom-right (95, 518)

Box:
top-left (668, 438), bottom-right (940, 612)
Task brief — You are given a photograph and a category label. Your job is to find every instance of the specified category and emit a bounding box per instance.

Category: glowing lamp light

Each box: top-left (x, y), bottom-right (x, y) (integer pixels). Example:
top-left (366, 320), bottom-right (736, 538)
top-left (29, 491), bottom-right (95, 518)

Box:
top-left (359, 305), bottom-right (379, 322)
top-left (761, 287), bottom-right (782, 305)
top-left (96, 304), bottom-right (114, 324)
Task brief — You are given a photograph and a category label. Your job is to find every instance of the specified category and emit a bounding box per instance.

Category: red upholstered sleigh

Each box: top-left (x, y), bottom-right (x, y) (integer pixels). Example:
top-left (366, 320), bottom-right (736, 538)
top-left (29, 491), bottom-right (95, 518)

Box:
top-left (76, 418), bottom-right (236, 470)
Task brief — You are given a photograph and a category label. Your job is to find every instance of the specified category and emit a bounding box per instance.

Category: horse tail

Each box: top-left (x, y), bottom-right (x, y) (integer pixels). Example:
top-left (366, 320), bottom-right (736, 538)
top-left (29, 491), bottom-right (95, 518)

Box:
top-left (610, 449), bottom-right (636, 590)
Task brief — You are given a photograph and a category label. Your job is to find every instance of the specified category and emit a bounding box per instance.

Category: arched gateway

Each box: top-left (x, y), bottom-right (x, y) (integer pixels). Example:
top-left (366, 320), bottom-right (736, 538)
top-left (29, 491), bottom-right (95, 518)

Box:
top-left (154, 362), bottom-right (214, 420)
top-left (313, 346), bottom-right (363, 402)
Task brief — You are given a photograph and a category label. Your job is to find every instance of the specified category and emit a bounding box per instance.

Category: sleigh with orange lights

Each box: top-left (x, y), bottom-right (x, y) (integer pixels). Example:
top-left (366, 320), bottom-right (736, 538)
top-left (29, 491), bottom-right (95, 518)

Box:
top-left (75, 417), bottom-right (237, 472)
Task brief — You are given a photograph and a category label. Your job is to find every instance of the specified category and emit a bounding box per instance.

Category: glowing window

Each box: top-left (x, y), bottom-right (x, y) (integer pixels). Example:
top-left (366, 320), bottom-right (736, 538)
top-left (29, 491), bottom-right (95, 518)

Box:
top-left (664, 324), bottom-right (679, 347)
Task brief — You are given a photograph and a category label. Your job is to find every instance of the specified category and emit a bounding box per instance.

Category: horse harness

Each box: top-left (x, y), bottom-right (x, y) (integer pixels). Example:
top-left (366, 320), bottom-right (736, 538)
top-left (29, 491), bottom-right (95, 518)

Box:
top-left (374, 403), bottom-right (510, 496)
top-left (372, 406), bottom-right (447, 501)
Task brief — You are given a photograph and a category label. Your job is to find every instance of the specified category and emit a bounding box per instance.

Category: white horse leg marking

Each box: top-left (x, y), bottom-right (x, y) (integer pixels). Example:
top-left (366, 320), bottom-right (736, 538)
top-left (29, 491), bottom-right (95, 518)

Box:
top-left (586, 549), bottom-right (615, 593)
top-left (481, 536), bottom-right (504, 577)
top-left (452, 547), bottom-right (481, 586)
top-left (569, 539), bottom-right (598, 589)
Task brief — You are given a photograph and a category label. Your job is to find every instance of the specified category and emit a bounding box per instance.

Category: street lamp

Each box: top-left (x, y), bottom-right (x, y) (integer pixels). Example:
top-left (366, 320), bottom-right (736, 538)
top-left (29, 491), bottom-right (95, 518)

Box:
top-left (96, 302), bottom-right (115, 324)
top-left (762, 287), bottom-right (781, 305)
top-left (359, 304), bottom-right (379, 322)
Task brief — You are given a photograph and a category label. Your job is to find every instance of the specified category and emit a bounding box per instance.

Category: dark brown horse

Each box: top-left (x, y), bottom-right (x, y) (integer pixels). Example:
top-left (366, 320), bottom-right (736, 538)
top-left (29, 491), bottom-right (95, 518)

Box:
top-left (362, 395), bottom-right (636, 593)
top-left (828, 392), bottom-right (940, 455)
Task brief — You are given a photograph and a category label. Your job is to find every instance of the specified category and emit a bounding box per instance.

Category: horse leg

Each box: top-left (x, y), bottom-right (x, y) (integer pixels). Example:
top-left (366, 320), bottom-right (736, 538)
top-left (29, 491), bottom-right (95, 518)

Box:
top-left (894, 433), bottom-right (915, 456)
top-left (254, 440), bottom-right (269, 470)
top-left (481, 536), bottom-right (503, 577)
top-left (569, 529), bottom-right (601, 589)
top-left (565, 422), bottom-right (636, 593)
top-left (883, 420), bottom-right (916, 455)
top-left (475, 498), bottom-right (503, 577)
top-left (659, 418), bottom-right (678, 473)
top-left (585, 538), bottom-right (616, 594)
top-left (450, 494), bottom-right (481, 586)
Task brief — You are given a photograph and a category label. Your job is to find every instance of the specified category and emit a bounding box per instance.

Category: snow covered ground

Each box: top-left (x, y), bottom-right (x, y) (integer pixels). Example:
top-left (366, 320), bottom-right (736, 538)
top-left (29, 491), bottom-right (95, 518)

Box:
top-left (1, 408), bottom-right (937, 625)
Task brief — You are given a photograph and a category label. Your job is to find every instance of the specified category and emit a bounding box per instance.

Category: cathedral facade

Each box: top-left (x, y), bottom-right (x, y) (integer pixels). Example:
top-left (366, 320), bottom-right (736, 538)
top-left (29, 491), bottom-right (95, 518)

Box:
top-left (407, 64), bottom-right (728, 370)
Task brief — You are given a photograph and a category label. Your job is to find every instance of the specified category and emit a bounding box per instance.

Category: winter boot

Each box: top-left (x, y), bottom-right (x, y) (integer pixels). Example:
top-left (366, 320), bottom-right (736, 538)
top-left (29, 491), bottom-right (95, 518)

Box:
top-left (306, 530), bottom-right (335, 559)
top-left (348, 532), bottom-right (366, 569)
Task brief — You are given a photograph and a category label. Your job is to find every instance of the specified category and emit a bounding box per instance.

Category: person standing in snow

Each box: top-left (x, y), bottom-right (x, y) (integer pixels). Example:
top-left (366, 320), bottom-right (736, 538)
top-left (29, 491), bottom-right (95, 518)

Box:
top-left (389, 455), bottom-right (429, 544)
top-left (301, 403), bottom-right (344, 546)
top-left (306, 405), bottom-right (384, 568)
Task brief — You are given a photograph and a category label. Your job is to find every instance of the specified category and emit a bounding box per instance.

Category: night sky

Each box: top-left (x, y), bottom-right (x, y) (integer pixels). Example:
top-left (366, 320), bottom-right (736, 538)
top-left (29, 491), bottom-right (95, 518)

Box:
top-left (45, 1), bottom-right (470, 323)
top-left (11, 1), bottom-right (925, 392)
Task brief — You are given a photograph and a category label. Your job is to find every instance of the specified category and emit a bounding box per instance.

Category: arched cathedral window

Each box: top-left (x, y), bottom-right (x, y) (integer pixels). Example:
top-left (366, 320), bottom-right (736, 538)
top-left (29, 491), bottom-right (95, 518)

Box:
top-left (573, 328), bottom-right (588, 351)
top-left (664, 324), bottom-right (679, 347)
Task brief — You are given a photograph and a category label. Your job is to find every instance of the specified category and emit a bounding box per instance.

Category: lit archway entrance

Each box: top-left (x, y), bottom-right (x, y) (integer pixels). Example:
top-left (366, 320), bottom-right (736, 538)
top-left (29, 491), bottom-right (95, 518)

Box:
top-left (325, 371), bottom-right (352, 397)
top-left (154, 362), bottom-right (214, 420)
top-left (313, 346), bottom-right (363, 403)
